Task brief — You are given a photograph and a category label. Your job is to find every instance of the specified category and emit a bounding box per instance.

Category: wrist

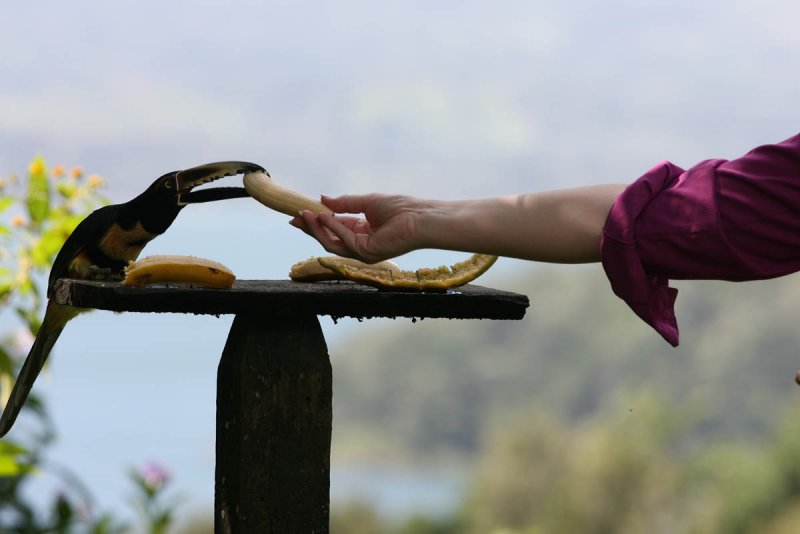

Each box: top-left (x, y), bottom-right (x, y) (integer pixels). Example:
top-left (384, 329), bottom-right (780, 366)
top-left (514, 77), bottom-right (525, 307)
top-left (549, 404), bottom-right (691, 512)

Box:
top-left (413, 196), bottom-right (519, 254)
top-left (413, 199), bottom-right (467, 251)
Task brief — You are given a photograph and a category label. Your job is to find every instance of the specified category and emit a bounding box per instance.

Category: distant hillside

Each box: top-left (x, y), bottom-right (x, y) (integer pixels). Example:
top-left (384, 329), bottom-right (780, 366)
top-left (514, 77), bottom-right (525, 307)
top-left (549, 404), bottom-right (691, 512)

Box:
top-left (329, 265), bottom-right (800, 465)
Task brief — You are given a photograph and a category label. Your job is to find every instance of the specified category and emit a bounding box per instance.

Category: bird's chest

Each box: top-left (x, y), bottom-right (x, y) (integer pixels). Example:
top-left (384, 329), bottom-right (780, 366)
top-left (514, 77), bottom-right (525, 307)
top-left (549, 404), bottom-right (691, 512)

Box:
top-left (98, 222), bottom-right (158, 264)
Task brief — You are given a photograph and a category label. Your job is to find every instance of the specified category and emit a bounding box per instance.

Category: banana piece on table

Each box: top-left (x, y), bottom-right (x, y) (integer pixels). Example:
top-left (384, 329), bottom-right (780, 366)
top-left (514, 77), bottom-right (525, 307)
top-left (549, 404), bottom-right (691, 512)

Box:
top-left (290, 256), bottom-right (401, 282)
top-left (124, 255), bottom-right (236, 288)
top-left (317, 253), bottom-right (499, 292)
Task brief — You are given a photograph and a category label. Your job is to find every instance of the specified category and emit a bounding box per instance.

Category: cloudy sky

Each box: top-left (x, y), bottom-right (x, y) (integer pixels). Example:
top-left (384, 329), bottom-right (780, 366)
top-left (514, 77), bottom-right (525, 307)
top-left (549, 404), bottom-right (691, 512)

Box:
top-left (4, 0), bottom-right (800, 199)
top-left (3, 0), bottom-right (800, 526)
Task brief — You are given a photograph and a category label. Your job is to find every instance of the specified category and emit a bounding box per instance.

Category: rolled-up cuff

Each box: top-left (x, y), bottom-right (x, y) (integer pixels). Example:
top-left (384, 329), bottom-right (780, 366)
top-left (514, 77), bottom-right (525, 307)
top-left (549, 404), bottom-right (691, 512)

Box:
top-left (601, 161), bottom-right (684, 346)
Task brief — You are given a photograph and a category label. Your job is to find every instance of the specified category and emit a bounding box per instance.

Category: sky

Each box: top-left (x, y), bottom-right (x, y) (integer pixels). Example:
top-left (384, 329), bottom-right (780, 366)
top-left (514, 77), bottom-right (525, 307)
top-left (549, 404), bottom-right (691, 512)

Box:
top-left (3, 0), bottom-right (800, 527)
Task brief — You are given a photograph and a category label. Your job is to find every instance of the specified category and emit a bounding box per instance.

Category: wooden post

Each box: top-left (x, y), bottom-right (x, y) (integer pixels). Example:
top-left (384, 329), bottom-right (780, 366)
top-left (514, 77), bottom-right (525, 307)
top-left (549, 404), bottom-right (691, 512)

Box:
top-left (215, 313), bottom-right (332, 534)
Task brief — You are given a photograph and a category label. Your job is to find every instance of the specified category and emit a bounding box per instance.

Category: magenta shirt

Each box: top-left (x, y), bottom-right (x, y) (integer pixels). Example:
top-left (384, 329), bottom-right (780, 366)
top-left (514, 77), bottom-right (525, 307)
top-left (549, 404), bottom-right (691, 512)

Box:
top-left (601, 132), bottom-right (800, 346)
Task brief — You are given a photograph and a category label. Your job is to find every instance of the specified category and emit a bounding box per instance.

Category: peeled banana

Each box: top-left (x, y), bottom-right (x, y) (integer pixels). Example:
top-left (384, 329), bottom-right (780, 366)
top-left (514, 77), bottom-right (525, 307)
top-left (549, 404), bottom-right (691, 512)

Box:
top-left (244, 170), bottom-right (333, 216)
top-left (123, 255), bottom-right (236, 288)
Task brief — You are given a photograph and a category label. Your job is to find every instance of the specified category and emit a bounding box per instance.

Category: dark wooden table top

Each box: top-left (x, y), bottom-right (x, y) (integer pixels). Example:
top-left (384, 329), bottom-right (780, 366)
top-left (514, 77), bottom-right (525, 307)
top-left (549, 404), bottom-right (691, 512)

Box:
top-left (51, 279), bottom-right (529, 320)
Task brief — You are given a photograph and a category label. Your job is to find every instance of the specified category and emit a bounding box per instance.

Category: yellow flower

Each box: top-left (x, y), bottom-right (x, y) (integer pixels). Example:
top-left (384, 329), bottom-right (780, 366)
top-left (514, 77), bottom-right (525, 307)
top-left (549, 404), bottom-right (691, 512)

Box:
top-left (87, 174), bottom-right (104, 188)
top-left (28, 160), bottom-right (45, 175)
top-left (52, 165), bottom-right (66, 178)
top-left (70, 166), bottom-right (84, 180)
top-left (11, 215), bottom-right (25, 227)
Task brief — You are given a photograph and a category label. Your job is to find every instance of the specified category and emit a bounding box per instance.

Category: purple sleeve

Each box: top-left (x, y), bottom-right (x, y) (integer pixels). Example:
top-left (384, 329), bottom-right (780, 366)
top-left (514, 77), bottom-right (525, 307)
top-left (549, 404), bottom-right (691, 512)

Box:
top-left (601, 133), bottom-right (800, 346)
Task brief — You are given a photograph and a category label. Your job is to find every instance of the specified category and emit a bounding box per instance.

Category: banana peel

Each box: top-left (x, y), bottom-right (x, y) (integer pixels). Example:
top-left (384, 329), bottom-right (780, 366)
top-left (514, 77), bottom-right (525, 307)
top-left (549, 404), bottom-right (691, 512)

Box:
top-left (316, 253), bottom-right (498, 292)
top-left (290, 256), bottom-right (400, 282)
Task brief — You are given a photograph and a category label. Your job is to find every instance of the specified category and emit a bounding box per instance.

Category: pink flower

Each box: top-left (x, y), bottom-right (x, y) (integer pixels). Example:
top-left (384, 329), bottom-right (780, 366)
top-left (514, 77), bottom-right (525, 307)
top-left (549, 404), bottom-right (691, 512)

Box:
top-left (138, 462), bottom-right (170, 491)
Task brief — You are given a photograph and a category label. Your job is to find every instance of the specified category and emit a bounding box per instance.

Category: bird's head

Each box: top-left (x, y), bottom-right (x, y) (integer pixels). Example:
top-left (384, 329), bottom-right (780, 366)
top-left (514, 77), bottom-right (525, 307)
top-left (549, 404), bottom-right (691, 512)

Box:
top-left (127, 161), bottom-right (266, 234)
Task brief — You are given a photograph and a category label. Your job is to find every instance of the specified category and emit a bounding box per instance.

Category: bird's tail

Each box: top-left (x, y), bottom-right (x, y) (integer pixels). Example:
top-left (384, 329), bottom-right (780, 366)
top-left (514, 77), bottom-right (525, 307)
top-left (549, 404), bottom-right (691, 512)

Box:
top-left (0, 301), bottom-right (78, 437)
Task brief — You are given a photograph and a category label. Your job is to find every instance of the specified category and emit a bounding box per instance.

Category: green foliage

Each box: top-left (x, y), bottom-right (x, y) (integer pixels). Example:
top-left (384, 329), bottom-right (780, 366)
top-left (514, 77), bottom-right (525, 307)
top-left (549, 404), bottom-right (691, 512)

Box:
top-left (329, 266), bottom-right (800, 532)
top-left (331, 501), bottom-right (385, 534)
top-left (332, 267), bottom-right (800, 463)
top-left (330, 502), bottom-right (463, 534)
top-left (328, 401), bottom-right (800, 534)
top-left (0, 159), bottom-right (178, 533)
top-left (25, 157), bottom-right (50, 226)
top-left (462, 401), bottom-right (800, 534)
top-left (0, 160), bottom-right (106, 336)
top-left (0, 159), bottom-right (106, 488)
top-left (0, 442), bottom-right (32, 477)
top-left (130, 463), bottom-right (177, 534)
top-left (463, 398), bottom-right (696, 534)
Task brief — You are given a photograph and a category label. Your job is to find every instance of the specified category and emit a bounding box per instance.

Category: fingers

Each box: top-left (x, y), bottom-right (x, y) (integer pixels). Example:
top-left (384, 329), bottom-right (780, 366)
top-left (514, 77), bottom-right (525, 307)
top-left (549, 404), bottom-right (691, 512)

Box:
top-left (320, 194), bottom-right (374, 214)
top-left (290, 214), bottom-right (340, 251)
top-left (293, 210), bottom-right (361, 259)
top-left (291, 199), bottom-right (384, 261)
top-left (289, 215), bottom-right (309, 234)
top-left (316, 212), bottom-right (363, 255)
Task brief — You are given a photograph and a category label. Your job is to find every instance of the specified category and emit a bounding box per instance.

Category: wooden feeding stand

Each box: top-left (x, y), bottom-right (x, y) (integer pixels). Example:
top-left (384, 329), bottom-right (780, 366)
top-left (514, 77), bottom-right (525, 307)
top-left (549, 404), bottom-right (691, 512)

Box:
top-left (52, 278), bottom-right (529, 533)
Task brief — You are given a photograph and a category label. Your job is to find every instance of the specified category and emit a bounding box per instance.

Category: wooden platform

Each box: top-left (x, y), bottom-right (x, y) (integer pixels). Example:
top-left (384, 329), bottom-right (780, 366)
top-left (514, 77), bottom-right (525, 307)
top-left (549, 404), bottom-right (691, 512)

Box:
top-left (51, 278), bottom-right (529, 320)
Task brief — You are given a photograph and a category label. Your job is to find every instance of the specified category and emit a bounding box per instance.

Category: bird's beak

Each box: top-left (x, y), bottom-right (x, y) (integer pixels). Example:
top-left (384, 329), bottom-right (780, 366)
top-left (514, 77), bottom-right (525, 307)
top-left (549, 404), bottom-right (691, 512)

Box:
top-left (174, 161), bottom-right (267, 205)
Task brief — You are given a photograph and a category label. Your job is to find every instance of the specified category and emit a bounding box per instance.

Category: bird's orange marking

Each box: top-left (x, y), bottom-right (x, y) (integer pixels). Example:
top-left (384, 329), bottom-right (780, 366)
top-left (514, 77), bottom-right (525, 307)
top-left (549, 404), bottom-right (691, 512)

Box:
top-left (99, 222), bottom-right (157, 263)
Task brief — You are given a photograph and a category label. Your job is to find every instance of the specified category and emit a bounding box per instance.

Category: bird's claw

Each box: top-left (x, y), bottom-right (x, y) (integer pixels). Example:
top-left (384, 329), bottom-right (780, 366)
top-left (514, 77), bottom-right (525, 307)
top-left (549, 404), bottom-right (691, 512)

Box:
top-left (87, 265), bottom-right (119, 280)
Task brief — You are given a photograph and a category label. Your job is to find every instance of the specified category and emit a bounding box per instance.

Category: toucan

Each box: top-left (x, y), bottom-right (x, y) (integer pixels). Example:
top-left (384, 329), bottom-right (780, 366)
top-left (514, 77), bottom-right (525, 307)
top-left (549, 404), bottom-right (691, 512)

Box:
top-left (0, 161), bottom-right (264, 437)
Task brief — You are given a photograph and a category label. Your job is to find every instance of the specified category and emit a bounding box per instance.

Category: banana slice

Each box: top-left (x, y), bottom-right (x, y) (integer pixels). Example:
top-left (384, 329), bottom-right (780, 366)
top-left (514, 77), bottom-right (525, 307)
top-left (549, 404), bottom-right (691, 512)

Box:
top-left (124, 255), bottom-right (235, 288)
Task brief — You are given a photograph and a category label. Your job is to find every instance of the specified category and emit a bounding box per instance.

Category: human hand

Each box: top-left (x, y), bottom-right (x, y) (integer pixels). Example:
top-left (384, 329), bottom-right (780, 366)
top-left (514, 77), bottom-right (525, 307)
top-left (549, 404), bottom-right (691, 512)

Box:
top-left (290, 193), bottom-right (425, 263)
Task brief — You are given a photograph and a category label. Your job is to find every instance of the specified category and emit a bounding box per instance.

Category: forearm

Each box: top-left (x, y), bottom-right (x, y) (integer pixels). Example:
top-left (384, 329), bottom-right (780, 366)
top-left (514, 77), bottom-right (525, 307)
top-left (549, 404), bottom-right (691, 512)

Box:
top-left (415, 184), bottom-right (626, 263)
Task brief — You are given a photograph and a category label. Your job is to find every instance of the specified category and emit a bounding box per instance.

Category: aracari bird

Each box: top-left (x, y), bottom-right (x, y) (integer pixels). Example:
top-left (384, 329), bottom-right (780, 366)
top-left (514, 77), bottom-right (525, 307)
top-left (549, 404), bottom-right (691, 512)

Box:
top-left (0, 161), bottom-right (264, 437)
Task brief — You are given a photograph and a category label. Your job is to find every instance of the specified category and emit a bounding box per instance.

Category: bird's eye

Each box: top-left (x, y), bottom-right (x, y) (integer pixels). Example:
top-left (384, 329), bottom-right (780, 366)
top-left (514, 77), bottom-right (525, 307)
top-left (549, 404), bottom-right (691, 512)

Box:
top-left (165, 181), bottom-right (173, 189)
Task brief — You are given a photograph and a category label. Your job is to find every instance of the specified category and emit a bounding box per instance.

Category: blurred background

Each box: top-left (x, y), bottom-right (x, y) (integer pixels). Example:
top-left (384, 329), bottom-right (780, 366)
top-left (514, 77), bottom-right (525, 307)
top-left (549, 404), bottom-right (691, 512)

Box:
top-left (3, 1), bottom-right (800, 532)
